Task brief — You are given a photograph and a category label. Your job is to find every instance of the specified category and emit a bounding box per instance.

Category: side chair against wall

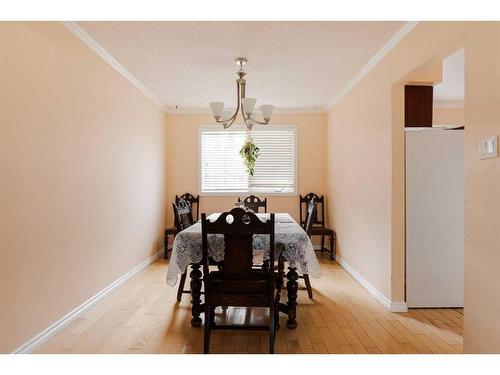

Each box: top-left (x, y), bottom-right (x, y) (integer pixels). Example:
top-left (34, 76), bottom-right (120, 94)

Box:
top-left (299, 193), bottom-right (336, 261)
top-left (300, 199), bottom-right (317, 299)
top-left (172, 198), bottom-right (195, 302)
top-left (238, 195), bottom-right (268, 213)
top-left (176, 193), bottom-right (200, 221)
top-left (201, 208), bottom-right (285, 354)
top-left (163, 193), bottom-right (200, 259)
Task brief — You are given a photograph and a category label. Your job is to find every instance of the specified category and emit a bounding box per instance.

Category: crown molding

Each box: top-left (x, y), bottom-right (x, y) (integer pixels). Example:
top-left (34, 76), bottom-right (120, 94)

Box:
top-left (63, 21), bottom-right (418, 116)
top-left (324, 21), bottom-right (420, 112)
top-left (433, 100), bottom-right (464, 108)
top-left (166, 107), bottom-right (326, 115)
top-left (62, 21), bottom-right (167, 112)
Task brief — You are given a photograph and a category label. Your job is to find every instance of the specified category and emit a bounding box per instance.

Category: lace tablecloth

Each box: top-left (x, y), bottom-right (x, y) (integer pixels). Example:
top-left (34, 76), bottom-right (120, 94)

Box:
top-left (166, 213), bottom-right (322, 286)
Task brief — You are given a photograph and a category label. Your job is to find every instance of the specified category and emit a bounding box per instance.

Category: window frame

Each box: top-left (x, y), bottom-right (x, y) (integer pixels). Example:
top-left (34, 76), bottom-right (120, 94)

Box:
top-left (198, 124), bottom-right (298, 196)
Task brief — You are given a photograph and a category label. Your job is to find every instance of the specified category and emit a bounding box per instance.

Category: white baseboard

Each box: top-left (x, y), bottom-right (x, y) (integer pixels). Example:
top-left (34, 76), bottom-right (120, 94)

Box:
top-left (12, 249), bottom-right (163, 354)
top-left (334, 255), bottom-right (408, 313)
top-left (389, 302), bottom-right (409, 313)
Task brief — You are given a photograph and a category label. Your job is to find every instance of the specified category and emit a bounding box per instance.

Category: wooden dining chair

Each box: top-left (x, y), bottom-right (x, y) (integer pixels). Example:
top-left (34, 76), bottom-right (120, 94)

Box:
top-left (175, 193), bottom-right (200, 221)
top-left (201, 208), bottom-right (284, 354)
top-left (238, 195), bottom-right (267, 213)
top-left (300, 199), bottom-right (317, 299)
top-left (299, 193), bottom-right (336, 260)
top-left (172, 198), bottom-right (196, 302)
top-left (163, 193), bottom-right (200, 259)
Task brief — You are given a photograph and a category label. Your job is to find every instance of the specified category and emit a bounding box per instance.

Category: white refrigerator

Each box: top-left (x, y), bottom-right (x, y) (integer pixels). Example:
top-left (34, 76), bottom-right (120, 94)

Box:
top-left (405, 127), bottom-right (464, 308)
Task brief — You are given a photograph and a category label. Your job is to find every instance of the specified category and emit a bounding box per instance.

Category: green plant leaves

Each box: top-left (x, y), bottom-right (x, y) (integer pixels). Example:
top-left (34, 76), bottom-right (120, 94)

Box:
top-left (240, 140), bottom-right (260, 176)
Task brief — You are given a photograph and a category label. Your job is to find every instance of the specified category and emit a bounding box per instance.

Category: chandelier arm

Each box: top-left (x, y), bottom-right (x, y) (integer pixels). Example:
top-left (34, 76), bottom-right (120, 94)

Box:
top-left (214, 80), bottom-right (241, 125)
top-left (234, 79), bottom-right (242, 120)
top-left (239, 79), bottom-right (251, 127)
top-left (224, 111), bottom-right (239, 128)
top-left (251, 118), bottom-right (269, 125)
top-left (241, 104), bottom-right (249, 126)
top-left (215, 111), bottom-right (237, 124)
top-left (225, 80), bottom-right (242, 127)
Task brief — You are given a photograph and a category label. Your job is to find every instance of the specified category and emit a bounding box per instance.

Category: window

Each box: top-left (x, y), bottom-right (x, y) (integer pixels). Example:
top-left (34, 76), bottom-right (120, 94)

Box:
top-left (199, 125), bottom-right (296, 194)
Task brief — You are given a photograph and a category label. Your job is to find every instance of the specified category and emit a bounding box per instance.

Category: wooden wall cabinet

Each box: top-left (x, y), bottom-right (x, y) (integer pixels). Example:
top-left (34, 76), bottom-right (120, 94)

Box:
top-left (405, 85), bottom-right (433, 127)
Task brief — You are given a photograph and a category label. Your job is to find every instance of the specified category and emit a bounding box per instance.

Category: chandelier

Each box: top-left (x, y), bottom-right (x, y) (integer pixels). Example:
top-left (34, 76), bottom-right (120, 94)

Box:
top-left (209, 57), bottom-right (274, 130)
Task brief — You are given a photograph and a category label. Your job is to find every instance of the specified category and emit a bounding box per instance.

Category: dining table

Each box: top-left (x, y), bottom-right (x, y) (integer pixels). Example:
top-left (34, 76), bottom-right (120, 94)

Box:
top-left (165, 212), bottom-right (321, 329)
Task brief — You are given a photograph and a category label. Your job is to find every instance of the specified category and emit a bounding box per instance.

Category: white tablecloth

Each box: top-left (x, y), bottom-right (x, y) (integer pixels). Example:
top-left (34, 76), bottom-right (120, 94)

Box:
top-left (166, 213), bottom-right (321, 286)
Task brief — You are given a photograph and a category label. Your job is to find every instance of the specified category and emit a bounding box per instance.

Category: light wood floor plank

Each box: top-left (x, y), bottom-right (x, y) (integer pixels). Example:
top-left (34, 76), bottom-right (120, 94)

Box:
top-left (35, 256), bottom-right (463, 354)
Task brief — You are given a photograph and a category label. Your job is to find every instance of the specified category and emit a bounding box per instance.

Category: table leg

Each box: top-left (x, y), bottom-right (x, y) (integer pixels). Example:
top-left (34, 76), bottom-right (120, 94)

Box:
top-left (190, 264), bottom-right (202, 327)
top-left (262, 259), bottom-right (270, 272)
top-left (286, 266), bottom-right (298, 329)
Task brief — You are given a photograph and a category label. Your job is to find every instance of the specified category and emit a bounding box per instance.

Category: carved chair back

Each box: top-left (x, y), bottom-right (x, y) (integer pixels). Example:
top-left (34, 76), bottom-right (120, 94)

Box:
top-left (237, 195), bottom-right (268, 213)
top-left (175, 193), bottom-right (200, 221)
top-left (299, 193), bottom-right (324, 227)
top-left (201, 208), bottom-right (275, 283)
top-left (172, 198), bottom-right (194, 231)
top-left (302, 199), bottom-right (317, 238)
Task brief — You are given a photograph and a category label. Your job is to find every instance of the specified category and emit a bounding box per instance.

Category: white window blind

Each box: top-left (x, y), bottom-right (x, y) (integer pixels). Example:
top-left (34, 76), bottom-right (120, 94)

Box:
top-left (250, 129), bottom-right (295, 193)
top-left (199, 126), bottom-right (296, 194)
top-left (200, 130), bottom-right (248, 193)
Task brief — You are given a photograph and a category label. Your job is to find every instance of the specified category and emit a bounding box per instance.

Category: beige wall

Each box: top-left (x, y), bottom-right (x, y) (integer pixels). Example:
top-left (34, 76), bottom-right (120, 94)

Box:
top-left (165, 113), bottom-right (327, 228)
top-left (0, 22), bottom-right (167, 352)
top-left (433, 107), bottom-right (465, 126)
top-left (326, 79), bottom-right (398, 299)
top-left (463, 24), bottom-right (500, 353)
top-left (326, 22), bottom-right (500, 352)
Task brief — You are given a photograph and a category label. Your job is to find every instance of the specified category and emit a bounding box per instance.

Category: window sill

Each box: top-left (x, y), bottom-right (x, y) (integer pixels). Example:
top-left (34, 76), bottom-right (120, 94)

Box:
top-left (199, 191), bottom-right (298, 197)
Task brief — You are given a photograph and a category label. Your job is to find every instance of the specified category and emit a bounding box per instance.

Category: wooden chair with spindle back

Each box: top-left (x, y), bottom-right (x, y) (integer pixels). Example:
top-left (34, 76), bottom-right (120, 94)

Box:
top-left (163, 193), bottom-right (200, 259)
top-left (299, 193), bottom-right (336, 261)
top-left (300, 199), bottom-right (317, 299)
top-left (201, 207), bottom-right (284, 354)
top-left (238, 195), bottom-right (268, 213)
top-left (172, 198), bottom-right (196, 302)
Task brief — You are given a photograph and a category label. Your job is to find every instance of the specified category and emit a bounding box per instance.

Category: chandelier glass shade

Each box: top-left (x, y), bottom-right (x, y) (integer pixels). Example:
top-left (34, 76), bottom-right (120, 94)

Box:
top-left (209, 57), bottom-right (274, 130)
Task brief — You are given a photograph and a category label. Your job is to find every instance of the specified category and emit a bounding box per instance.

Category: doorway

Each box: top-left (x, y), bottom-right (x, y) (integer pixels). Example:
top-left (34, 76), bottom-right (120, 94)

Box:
top-left (404, 49), bottom-right (465, 308)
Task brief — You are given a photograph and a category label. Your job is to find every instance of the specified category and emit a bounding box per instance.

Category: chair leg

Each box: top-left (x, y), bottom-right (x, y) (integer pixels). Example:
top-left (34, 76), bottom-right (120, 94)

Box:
top-left (210, 307), bottom-right (216, 326)
top-left (176, 272), bottom-right (187, 302)
top-left (330, 232), bottom-right (335, 261)
top-left (274, 304), bottom-right (280, 331)
top-left (320, 235), bottom-right (325, 253)
top-left (164, 233), bottom-right (169, 259)
top-left (204, 307), bottom-right (211, 354)
top-left (303, 274), bottom-right (313, 299)
top-left (269, 305), bottom-right (275, 354)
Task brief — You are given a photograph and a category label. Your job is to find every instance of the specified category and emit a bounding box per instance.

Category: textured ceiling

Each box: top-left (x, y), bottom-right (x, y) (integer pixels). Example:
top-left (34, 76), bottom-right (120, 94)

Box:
top-left (77, 21), bottom-right (405, 110)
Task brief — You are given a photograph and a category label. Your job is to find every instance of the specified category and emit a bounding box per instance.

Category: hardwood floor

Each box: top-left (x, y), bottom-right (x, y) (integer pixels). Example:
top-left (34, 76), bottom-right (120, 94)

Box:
top-left (35, 256), bottom-right (463, 354)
